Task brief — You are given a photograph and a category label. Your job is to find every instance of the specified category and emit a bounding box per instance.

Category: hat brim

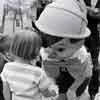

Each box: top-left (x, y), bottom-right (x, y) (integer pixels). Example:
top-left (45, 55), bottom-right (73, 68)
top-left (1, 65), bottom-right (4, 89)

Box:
top-left (35, 22), bottom-right (91, 39)
top-left (35, 5), bottom-right (91, 38)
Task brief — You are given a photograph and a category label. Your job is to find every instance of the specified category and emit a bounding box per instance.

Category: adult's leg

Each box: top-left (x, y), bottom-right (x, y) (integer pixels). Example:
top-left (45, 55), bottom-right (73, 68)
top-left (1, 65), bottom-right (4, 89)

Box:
top-left (88, 48), bottom-right (100, 100)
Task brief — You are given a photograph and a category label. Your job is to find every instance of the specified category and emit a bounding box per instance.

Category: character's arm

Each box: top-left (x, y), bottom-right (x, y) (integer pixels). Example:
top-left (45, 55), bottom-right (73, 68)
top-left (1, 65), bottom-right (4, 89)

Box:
top-left (2, 81), bottom-right (11, 100)
top-left (38, 70), bottom-right (59, 98)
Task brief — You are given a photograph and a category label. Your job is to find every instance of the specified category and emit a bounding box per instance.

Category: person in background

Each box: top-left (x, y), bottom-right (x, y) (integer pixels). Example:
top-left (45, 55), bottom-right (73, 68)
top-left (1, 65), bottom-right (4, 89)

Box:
top-left (0, 77), bottom-right (4, 100)
top-left (0, 29), bottom-right (59, 100)
top-left (0, 34), bottom-right (12, 100)
top-left (32, 0), bottom-right (52, 29)
top-left (84, 0), bottom-right (100, 99)
top-left (0, 34), bottom-right (11, 72)
top-left (36, 0), bottom-right (52, 20)
top-left (35, 0), bottom-right (93, 100)
top-left (0, 0), bottom-right (38, 36)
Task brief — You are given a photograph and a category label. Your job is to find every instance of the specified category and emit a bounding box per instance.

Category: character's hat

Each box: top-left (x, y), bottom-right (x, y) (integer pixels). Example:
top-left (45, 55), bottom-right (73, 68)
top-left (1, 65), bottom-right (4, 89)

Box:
top-left (35, 0), bottom-right (91, 38)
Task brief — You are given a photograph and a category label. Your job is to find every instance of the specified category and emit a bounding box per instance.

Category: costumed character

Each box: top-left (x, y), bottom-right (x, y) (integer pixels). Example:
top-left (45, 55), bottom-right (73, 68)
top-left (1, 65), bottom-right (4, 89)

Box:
top-left (35, 0), bottom-right (93, 100)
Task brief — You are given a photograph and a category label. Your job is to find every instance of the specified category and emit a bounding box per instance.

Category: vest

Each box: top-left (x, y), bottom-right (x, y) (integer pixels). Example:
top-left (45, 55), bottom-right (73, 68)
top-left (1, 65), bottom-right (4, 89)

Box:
top-left (43, 55), bottom-right (92, 93)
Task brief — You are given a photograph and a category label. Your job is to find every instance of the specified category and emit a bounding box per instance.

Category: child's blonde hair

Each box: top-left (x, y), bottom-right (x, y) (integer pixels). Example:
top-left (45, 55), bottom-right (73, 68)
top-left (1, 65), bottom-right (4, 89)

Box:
top-left (10, 28), bottom-right (42, 60)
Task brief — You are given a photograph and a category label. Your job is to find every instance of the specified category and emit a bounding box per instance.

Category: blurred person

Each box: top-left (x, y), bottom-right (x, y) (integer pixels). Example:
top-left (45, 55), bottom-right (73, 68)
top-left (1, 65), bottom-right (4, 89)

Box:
top-left (36, 0), bottom-right (52, 20)
top-left (0, 0), bottom-right (38, 36)
top-left (0, 34), bottom-right (12, 100)
top-left (0, 77), bottom-right (4, 100)
top-left (84, 0), bottom-right (100, 99)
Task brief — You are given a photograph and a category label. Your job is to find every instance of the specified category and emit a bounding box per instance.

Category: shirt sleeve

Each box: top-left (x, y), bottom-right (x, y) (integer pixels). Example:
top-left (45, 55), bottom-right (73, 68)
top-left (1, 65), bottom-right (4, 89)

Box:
top-left (0, 63), bottom-right (8, 82)
top-left (38, 70), bottom-right (59, 96)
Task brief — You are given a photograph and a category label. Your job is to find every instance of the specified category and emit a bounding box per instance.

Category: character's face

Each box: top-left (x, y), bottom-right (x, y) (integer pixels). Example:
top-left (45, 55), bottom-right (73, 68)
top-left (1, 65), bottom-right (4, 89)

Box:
top-left (39, 31), bottom-right (85, 59)
top-left (50, 38), bottom-right (84, 59)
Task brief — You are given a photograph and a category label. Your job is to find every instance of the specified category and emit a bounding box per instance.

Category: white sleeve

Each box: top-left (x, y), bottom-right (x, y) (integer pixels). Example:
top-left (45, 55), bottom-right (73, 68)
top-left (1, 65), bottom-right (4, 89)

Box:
top-left (39, 70), bottom-right (59, 96)
top-left (0, 64), bottom-right (8, 82)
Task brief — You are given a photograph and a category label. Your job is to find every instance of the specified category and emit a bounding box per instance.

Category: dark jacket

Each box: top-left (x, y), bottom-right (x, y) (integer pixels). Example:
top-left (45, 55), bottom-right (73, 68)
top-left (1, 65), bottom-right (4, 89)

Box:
top-left (84, 0), bottom-right (100, 50)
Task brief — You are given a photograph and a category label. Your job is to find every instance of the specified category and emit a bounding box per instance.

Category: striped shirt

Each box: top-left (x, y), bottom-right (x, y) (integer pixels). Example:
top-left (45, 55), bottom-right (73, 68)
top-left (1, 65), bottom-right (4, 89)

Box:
top-left (1, 62), bottom-right (58, 100)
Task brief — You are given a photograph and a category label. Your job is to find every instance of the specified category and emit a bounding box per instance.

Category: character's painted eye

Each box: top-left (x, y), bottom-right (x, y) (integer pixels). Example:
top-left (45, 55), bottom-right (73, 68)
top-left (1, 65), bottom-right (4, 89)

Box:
top-left (58, 48), bottom-right (65, 52)
top-left (40, 32), bottom-right (63, 47)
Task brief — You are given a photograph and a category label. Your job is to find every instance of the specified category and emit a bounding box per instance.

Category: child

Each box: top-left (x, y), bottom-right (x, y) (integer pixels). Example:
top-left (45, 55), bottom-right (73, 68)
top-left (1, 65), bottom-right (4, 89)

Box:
top-left (0, 29), bottom-right (59, 100)
top-left (35, 0), bottom-right (93, 100)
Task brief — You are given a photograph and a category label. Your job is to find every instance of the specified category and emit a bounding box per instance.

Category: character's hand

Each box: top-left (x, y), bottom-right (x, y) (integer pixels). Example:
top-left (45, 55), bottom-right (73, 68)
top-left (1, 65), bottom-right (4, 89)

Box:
top-left (41, 89), bottom-right (57, 97)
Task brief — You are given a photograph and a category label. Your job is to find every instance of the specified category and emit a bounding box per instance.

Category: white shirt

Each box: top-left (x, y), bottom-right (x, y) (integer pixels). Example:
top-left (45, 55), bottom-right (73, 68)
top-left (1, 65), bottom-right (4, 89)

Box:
top-left (1, 62), bottom-right (58, 100)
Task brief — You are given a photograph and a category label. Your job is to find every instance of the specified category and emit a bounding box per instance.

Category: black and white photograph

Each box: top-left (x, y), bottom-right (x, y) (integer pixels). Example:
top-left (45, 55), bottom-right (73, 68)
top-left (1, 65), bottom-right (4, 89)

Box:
top-left (0, 0), bottom-right (100, 100)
